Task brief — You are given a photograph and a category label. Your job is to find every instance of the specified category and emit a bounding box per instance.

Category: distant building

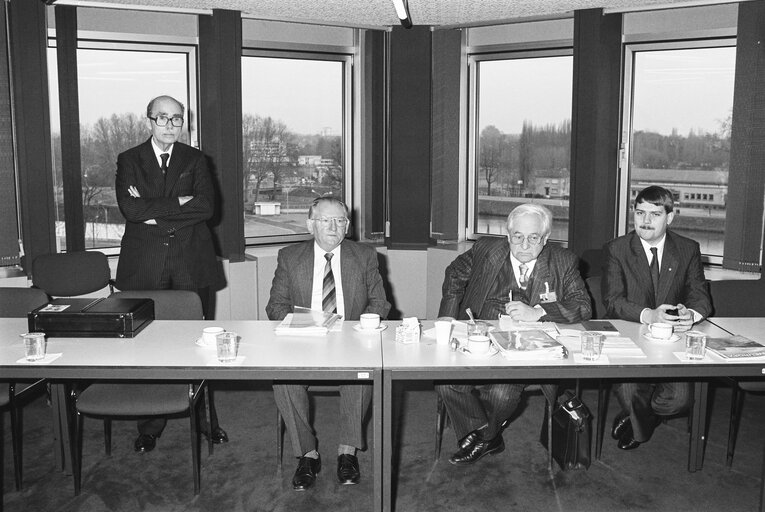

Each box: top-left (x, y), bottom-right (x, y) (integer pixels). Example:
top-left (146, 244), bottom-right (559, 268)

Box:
top-left (531, 168), bottom-right (570, 198)
top-left (630, 168), bottom-right (727, 212)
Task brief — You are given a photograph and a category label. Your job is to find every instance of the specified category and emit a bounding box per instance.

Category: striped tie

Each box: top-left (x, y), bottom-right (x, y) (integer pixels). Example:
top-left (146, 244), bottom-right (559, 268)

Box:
top-left (322, 253), bottom-right (337, 314)
top-left (518, 263), bottom-right (529, 289)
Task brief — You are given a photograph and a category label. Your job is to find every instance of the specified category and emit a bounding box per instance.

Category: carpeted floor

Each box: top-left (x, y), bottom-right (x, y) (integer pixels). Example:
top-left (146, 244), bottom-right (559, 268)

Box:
top-left (2, 380), bottom-right (764, 512)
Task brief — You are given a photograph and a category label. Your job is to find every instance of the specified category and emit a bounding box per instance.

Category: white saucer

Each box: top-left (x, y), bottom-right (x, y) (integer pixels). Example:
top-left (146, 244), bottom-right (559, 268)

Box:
top-left (353, 323), bottom-right (388, 333)
top-left (458, 345), bottom-right (499, 359)
top-left (195, 337), bottom-right (216, 349)
top-left (643, 333), bottom-right (681, 343)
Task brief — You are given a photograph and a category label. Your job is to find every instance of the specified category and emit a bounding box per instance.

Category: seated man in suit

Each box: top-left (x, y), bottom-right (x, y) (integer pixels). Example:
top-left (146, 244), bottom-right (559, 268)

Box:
top-left (436, 203), bottom-right (591, 465)
top-left (603, 185), bottom-right (712, 450)
top-left (266, 196), bottom-right (391, 491)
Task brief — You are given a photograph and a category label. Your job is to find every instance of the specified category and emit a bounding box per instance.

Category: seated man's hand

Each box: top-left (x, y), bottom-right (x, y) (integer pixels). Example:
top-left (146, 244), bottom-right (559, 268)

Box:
top-left (504, 300), bottom-right (544, 322)
top-left (143, 219), bottom-right (157, 225)
top-left (178, 195), bottom-right (193, 206)
top-left (646, 304), bottom-right (694, 330)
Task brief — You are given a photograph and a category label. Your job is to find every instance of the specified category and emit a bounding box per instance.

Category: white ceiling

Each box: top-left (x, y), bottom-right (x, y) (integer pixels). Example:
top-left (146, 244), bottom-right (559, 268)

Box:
top-left (60, 0), bottom-right (741, 28)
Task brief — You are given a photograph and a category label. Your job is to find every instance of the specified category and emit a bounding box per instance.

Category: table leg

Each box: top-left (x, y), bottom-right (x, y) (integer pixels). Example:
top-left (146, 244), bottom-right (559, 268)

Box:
top-left (50, 383), bottom-right (72, 475)
top-left (383, 372), bottom-right (392, 512)
top-left (373, 369), bottom-right (382, 512)
top-left (688, 380), bottom-right (708, 473)
top-left (760, 437), bottom-right (765, 512)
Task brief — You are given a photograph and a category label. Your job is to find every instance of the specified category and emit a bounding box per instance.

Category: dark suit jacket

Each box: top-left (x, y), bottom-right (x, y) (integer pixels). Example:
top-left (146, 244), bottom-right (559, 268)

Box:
top-left (115, 138), bottom-right (218, 290)
top-left (439, 237), bottom-right (592, 324)
top-left (602, 230), bottom-right (712, 322)
top-left (265, 239), bottom-right (391, 321)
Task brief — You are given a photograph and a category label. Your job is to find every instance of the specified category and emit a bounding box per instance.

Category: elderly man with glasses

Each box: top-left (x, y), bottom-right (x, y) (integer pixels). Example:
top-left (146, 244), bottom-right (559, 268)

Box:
top-left (436, 203), bottom-right (591, 466)
top-left (266, 196), bottom-right (390, 491)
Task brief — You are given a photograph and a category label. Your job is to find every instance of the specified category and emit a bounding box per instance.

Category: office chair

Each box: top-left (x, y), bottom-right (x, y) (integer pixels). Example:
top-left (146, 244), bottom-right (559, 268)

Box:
top-left (69, 290), bottom-right (209, 495)
top-left (0, 286), bottom-right (50, 493)
top-left (32, 251), bottom-right (114, 297)
top-left (708, 279), bottom-right (765, 468)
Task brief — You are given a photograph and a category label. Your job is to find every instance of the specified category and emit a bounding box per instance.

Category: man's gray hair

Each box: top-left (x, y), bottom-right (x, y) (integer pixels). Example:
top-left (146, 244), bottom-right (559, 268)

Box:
top-left (308, 196), bottom-right (350, 219)
top-left (506, 203), bottom-right (552, 237)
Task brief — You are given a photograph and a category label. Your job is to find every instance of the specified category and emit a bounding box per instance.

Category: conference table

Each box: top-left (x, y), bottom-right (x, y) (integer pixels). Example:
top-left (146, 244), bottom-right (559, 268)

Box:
top-left (0, 318), bottom-right (385, 512)
top-left (3, 316), bottom-right (765, 512)
top-left (381, 318), bottom-right (765, 512)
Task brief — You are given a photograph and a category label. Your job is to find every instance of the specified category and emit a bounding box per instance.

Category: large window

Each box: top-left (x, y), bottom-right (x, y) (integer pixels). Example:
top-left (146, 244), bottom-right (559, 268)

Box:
top-left (48, 42), bottom-right (196, 252)
top-left (241, 51), bottom-right (351, 243)
top-left (622, 42), bottom-right (737, 262)
top-left (468, 51), bottom-right (573, 241)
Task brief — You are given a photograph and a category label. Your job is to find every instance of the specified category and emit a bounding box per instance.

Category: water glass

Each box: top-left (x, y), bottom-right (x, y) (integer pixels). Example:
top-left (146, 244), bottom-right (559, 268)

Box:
top-left (685, 331), bottom-right (707, 360)
top-left (216, 332), bottom-right (238, 363)
top-left (22, 333), bottom-right (46, 361)
top-left (581, 331), bottom-right (604, 361)
top-left (433, 319), bottom-right (453, 345)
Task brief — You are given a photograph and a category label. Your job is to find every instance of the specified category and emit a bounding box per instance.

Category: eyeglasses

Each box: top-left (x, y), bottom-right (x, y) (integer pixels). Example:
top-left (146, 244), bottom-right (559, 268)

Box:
top-left (509, 233), bottom-right (543, 246)
top-left (148, 115), bottom-right (184, 128)
top-left (311, 217), bottom-right (349, 227)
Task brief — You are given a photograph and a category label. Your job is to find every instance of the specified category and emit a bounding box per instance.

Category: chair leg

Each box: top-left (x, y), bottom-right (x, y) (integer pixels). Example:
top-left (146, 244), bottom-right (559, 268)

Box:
top-left (104, 419), bottom-right (112, 456)
top-left (435, 393), bottom-right (447, 461)
top-left (204, 388), bottom-right (214, 456)
top-left (73, 413), bottom-right (83, 496)
top-left (727, 383), bottom-right (745, 469)
top-left (546, 398), bottom-right (554, 472)
top-left (596, 379), bottom-right (609, 460)
top-left (189, 402), bottom-right (201, 495)
top-left (9, 393), bottom-right (23, 491)
top-left (276, 409), bottom-right (284, 473)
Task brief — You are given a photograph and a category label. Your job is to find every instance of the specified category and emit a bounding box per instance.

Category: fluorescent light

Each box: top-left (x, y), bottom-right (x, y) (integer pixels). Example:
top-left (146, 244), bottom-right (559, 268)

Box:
top-left (391, 0), bottom-right (413, 28)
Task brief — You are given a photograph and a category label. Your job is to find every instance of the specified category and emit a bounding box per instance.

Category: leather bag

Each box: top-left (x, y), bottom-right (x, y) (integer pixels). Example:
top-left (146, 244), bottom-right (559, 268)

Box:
top-left (540, 390), bottom-right (592, 471)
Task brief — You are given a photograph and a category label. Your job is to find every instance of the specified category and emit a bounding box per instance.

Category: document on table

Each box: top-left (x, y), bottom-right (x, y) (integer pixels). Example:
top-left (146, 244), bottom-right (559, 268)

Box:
top-left (601, 337), bottom-right (646, 358)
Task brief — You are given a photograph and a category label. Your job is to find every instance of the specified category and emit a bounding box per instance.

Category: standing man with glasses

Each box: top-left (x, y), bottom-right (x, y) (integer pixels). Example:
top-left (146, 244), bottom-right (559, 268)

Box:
top-left (603, 185), bottom-right (711, 451)
top-left (115, 95), bottom-right (227, 452)
top-left (266, 196), bottom-right (390, 491)
top-left (436, 203), bottom-right (591, 465)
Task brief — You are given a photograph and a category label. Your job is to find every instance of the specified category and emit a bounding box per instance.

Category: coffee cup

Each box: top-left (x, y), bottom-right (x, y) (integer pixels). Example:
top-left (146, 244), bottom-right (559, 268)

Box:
top-left (649, 322), bottom-right (673, 340)
top-left (202, 326), bottom-right (224, 346)
top-left (467, 334), bottom-right (491, 355)
top-left (359, 313), bottom-right (381, 330)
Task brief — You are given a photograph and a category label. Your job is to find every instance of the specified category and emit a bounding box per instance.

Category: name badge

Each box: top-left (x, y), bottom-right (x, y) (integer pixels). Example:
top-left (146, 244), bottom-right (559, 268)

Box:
top-left (539, 282), bottom-right (557, 303)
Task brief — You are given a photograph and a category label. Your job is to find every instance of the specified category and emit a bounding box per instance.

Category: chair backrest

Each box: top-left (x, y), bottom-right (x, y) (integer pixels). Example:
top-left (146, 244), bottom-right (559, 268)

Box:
top-left (0, 287), bottom-right (49, 318)
top-left (32, 251), bottom-right (112, 297)
top-left (110, 290), bottom-right (203, 320)
top-left (709, 279), bottom-right (765, 317)
top-left (579, 248), bottom-right (605, 280)
top-left (585, 275), bottom-right (606, 320)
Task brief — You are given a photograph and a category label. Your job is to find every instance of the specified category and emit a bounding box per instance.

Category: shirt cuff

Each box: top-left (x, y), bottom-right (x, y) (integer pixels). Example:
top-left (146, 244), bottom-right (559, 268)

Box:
top-left (689, 309), bottom-right (702, 323)
top-left (639, 308), bottom-right (651, 324)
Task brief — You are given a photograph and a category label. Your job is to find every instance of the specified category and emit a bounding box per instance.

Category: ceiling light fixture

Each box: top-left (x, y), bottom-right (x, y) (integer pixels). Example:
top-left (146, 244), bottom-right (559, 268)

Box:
top-left (391, 0), bottom-right (413, 29)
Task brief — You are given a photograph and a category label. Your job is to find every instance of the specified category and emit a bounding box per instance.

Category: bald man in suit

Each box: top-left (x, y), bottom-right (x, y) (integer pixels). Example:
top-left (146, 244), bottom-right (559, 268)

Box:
top-left (436, 203), bottom-right (591, 466)
top-left (604, 185), bottom-right (712, 450)
top-left (267, 197), bottom-right (390, 491)
top-left (115, 95), bottom-right (225, 452)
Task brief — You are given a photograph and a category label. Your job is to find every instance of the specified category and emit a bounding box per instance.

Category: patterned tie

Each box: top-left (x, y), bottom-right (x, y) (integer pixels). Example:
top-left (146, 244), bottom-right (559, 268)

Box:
top-left (518, 263), bottom-right (529, 289)
top-left (322, 253), bottom-right (337, 314)
top-left (650, 247), bottom-right (660, 305)
top-left (160, 153), bottom-right (169, 175)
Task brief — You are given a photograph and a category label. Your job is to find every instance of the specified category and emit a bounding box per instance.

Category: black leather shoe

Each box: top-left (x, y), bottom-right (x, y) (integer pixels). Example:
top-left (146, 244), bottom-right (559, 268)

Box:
top-left (292, 455), bottom-right (321, 491)
top-left (611, 412), bottom-right (631, 440)
top-left (449, 434), bottom-right (505, 466)
top-left (134, 434), bottom-right (157, 453)
top-left (617, 422), bottom-right (641, 450)
top-left (337, 454), bottom-right (360, 485)
top-left (458, 430), bottom-right (481, 451)
top-left (202, 426), bottom-right (229, 444)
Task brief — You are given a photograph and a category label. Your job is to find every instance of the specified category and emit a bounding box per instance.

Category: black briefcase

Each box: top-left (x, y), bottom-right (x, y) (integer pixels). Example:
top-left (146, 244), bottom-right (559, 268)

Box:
top-left (28, 297), bottom-right (154, 338)
top-left (540, 390), bottom-right (592, 471)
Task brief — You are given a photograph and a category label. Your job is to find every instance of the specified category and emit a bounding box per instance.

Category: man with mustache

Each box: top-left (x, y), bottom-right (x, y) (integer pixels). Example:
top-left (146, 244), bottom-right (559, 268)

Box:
top-left (603, 185), bottom-right (711, 450)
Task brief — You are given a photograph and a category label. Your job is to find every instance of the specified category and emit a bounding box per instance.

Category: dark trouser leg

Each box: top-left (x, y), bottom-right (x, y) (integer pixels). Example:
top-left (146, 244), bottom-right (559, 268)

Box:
top-left (337, 383), bottom-right (373, 451)
top-left (138, 418), bottom-right (166, 437)
top-left (436, 383), bottom-right (523, 441)
top-left (273, 384), bottom-right (315, 457)
top-left (615, 381), bottom-right (658, 442)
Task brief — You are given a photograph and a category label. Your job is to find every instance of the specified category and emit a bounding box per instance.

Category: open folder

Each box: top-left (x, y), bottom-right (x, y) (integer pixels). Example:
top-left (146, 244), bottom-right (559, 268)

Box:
top-left (274, 307), bottom-right (342, 336)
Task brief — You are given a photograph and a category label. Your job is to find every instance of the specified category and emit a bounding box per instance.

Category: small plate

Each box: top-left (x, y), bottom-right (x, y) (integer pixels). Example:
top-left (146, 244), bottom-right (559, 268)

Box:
top-left (195, 337), bottom-right (216, 349)
top-left (458, 345), bottom-right (499, 359)
top-left (643, 333), bottom-right (681, 343)
top-left (353, 323), bottom-right (388, 333)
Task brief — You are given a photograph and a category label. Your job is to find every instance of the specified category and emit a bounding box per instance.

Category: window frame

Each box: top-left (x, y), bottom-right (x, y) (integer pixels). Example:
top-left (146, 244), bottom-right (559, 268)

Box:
top-left (619, 38), bottom-right (737, 266)
top-left (240, 47), bottom-right (353, 247)
top-left (47, 35), bottom-right (198, 256)
top-left (466, 47), bottom-right (573, 242)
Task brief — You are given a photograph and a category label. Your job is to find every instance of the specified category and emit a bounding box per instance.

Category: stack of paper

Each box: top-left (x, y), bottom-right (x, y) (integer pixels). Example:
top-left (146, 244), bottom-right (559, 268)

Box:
top-left (498, 315), bottom-right (560, 336)
top-left (489, 329), bottom-right (567, 360)
top-left (274, 308), bottom-right (342, 336)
